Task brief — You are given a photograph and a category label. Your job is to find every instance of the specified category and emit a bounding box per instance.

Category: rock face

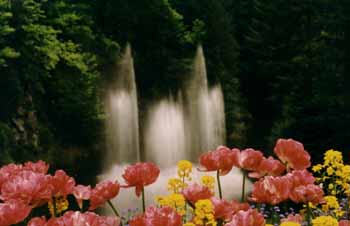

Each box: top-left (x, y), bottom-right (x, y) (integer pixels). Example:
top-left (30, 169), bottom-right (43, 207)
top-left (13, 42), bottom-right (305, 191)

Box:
top-left (12, 94), bottom-right (39, 149)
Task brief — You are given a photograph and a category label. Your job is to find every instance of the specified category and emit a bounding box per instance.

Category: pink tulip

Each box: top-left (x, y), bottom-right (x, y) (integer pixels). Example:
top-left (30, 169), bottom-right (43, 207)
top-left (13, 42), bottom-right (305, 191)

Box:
top-left (339, 220), bottom-right (350, 226)
top-left (73, 185), bottom-right (91, 209)
top-left (238, 148), bottom-right (264, 171)
top-left (287, 169), bottom-right (315, 187)
top-left (249, 156), bottom-right (285, 178)
top-left (0, 200), bottom-right (32, 226)
top-left (0, 163), bottom-right (23, 190)
top-left (251, 175), bottom-right (292, 205)
top-left (89, 180), bottom-right (120, 210)
top-left (274, 138), bottom-right (311, 170)
top-left (281, 214), bottom-right (303, 224)
top-left (23, 160), bottom-right (49, 174)
top-left (129, 206), bottom-right (182, 226)
top-left (0, 170), bottom-right (52, 206)
top-left (27, 216), bottom-right (47, 226)
top-left (49, 170), bottom-right (76, 197)
top-left (122, 162), bottom-right (160, 197)
top-left (289, 184), bottom-right (324, 205)
top-left (199, 146), bottom-right (239, 175)
top-left (211, 197), bottom-right (235, 221)
top-left (225, 209), bottom-right (265, 226)
top-left (182, 183), bottom-right (213, 205)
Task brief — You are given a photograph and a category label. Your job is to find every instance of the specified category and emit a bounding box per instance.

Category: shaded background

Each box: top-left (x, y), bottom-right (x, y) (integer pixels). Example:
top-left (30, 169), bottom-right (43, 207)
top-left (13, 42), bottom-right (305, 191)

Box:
top-left (0, 0), bottom-right (349, 183)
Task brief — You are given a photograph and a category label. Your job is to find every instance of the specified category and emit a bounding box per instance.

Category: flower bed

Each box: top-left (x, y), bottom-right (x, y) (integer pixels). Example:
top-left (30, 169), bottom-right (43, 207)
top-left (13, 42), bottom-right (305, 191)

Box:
top-left (0, 138), bottom-right (349, 226)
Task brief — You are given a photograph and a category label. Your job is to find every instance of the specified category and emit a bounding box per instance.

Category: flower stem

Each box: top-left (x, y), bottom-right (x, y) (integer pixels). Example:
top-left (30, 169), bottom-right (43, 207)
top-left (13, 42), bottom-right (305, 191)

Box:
top-left (306, 202), bottom-right (311, 226)
top-left (241, 171), bottom-right (246, 202)
top-left (107, 200), bottom-right (120, 217)
top-left (141, 186), bottom-right (146, 213)
top-left (216, 170), bottom-right (223, 199)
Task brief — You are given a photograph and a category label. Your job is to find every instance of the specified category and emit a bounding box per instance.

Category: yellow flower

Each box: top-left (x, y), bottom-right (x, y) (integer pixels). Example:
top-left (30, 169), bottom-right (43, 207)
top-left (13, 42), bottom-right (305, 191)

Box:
top-left (177, 160), bottom-right (192, 180)
top-left (327, 167), bottom-right (334, 176)
top-left (312, 164), bottom-right (323, 172)
top-left (324, 149), bottom-right (343, 166)
top-left (193, 199), bottom-right (217, 226)
top-left (183, 223), bottom-right (196, 226)
top-left (155, 193), bottom-right (186, 216)
top-left (168, 178), bottom-right (187, 193)
top-left (280, 222), bottom-right (301, 226)
top-left (201, 175), bottom-right (215, 191)
top-left (322, 196), bottom-right (339, 212)
top-left (48, 196), bottom-right (69, 216)
top-left (312, 216), bottom-right (338, 226)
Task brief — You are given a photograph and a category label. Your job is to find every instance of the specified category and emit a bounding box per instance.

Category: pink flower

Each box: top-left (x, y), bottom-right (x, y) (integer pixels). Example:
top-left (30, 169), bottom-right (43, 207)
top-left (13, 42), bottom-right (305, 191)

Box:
top-left (73, 185), bottom-right (91, 209)
top-left (23, 160), bottom-right (49, 174)
top-left (210, 198), bottom-right (251, 221)
top-left (0, 163), bottom-right (23, 190)
top-left (129, 206), bottom-right (182, 226)
top-left (0, 170), bottom-right (52, 206)
top-left (225, 209), bottom-right (265, 226)
top-left (211, 197), bottom-right (235, 221)
top-left (339, 220), bottom-right (350, 226)
top-left (287, 170), bottom-right (315, 187)
top-left (27, 216), bottom-right (47, 226)
top-left (281, 214), bottom-right (303, 224)
top-left (182, 183), bottom-right (213, 205)
top-left (49, 170), bottom-right (76, 197)
top-left (274, 138), bottom-right (311, 170)
top-left (289, 184), bottom-right (324, 204)
top-left (89, 180), bottom-right (120, 210)
top-left (46, 211), bottom-right (120, 226)
top-left (249, 156), bottom-right (285, 178)
top-left (250, 175), bottom-right (292, 205)
top-left (199, 146), bottom-right (239, 175)
top-left (238, 148), bottom-right (264, 171)
top-left (0, 200), bottom-right (32, 226)
top-left (122, 162), bottom-right (160, 197)
top-left (230, 199), bottom-right (250, 213)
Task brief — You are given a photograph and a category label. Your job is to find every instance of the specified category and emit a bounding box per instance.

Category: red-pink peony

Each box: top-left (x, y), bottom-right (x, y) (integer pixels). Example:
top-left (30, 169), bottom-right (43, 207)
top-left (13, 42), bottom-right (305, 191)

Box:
top-left (339, 220), bottom-right (350, 226)
top-left (287, 169), bottom-right (315, 187)
top-left (49, 170), bottom-right (76, 197)
top-left (249, 156), bottom-right (285, 178)
top-left (225, 209), bottom-right (265, 226)
top-left (250, 175), bottom-right (292, 205)
top-left (182, 183), bottom-right (213, 205)
top-left (129, 206), bottom-right (182, 226)
top-left (23, 160), bottom-right (49, 174)
top-left (122, 162), bottom-right (160, 197)
top-left (274, 138), bottom-right (311, 170)
top-left (237, 148), bottom-right (264, 171)
top-left (89, 180), bottom-right (120, 210)
top-left (289, 184), bottom-right (324, 205)
top-left (199, 146), bottom-right (239, 175)
top-left (73, 185), bottom-right (91, 209)
top-left (0, 170), bottom-right (52, 206)
top-left (0, 200), bottom-right (32, 226)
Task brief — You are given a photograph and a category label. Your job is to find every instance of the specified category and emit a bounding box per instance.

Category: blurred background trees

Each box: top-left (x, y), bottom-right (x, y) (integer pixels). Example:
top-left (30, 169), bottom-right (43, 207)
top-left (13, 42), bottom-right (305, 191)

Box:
top-left (0, 0), bottom-right (348, 180)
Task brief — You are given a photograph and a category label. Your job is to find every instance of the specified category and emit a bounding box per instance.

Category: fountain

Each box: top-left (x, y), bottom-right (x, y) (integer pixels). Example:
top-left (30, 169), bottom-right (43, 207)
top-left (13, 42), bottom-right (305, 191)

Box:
top-left (104, 44), bottom-right (140, 170)
top-left (101, 45), bottom-right (249, 211)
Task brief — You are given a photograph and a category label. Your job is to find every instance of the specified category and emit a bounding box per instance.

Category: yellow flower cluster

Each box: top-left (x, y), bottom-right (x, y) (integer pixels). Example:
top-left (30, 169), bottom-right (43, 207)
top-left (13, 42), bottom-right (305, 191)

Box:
top-left (312, 149), bottom-right (350, 195)
top-left (183, 223), bottom-right (196, 226)
top-left (48, 196), bottom-right (69, 216)
top-left (193, 199), bottom-right (217, 226)
top-left (322, 196), bottom-right (344, 217)
top-left (312, 216), bottom-right (338, 226)
top-left (168, 178), bottom-right (187, 193)
top-left (201, 175), bottom-right (215, 192)
top-left (177, 160), bottom-right (192, 180)
top-left (280, 222), bottom-right (301, 226)
top-left (155, 193), bottom-right (186, 215)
